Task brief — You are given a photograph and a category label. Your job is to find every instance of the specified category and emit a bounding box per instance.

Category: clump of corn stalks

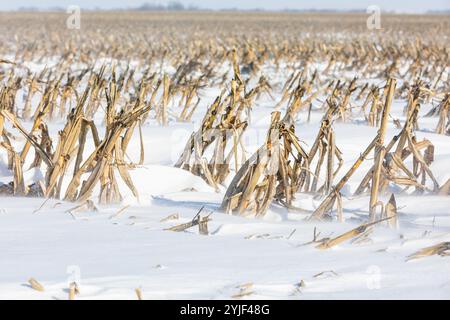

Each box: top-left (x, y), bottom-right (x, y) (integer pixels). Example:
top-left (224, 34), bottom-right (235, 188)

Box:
top-left (219, 74), bottom-right (348, 217)
top-left (335, 78), bottom-right (357, 122)
top-left (276, 69), bottom-right (325, 111)
top-left (0, 91), bottom-right (46, 196)
top-left (309, 79), bottom-right (396, 220)
top-left (0, 68), bottom-right (150, 204)
top-left (310, 79), bottom-right (442, 221)
top-left (356, 82), bottom-right (440, 211)
top-left (221, 111), bottom-right (310, 216)
top-left (364, 85), bottom-right (383, 127)
top-left (426, 93), bottom-right (450, 135)
top-left (175, 52), bottom-right (270, 189)
top-left (303, 98), bottom-right (343, 195)
top-left (63, 79), bottom-right (150, 204)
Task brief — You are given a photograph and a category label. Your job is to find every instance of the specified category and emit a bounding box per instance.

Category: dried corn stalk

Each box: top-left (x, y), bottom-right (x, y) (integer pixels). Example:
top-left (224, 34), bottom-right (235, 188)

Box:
top-left (407, 242), bottom-right (450, 261)
top-left (221, 111), bottom-right (310, 217)
top-left (369, 78), bottom-right (396, 220)
top-left (63, 80), bottom-right (149, 203)
top-left (427, 93), bottom-right (450, 135)
top-left (316, 217), bottom-right (392, 249)
top-left (175, 56), bottom-right (264, 189)
top-left (303, 98), bottom-right (343, 195)
top-left (355, 85), bottom-right (440, 203)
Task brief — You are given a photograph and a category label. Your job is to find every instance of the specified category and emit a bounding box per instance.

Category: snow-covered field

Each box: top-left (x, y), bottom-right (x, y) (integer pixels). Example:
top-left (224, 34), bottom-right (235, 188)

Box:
top-left (0, 56), bottom-right (449, 300)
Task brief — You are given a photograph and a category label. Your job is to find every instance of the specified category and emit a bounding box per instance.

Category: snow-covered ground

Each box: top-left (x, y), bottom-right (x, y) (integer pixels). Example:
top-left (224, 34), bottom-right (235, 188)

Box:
top-left (0, 60), bottom-right (449, 300)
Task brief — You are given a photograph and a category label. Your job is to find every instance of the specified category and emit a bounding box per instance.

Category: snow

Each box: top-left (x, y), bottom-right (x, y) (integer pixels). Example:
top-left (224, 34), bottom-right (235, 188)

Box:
top-left (0, 60), bottom-right (449, 300)
top-left (0, 194), bottom-right (449, 299)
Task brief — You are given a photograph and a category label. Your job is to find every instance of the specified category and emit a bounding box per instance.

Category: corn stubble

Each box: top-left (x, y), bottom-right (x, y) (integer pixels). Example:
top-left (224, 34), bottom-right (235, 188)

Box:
top-left (0, 12), bottom-right (448, 237)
